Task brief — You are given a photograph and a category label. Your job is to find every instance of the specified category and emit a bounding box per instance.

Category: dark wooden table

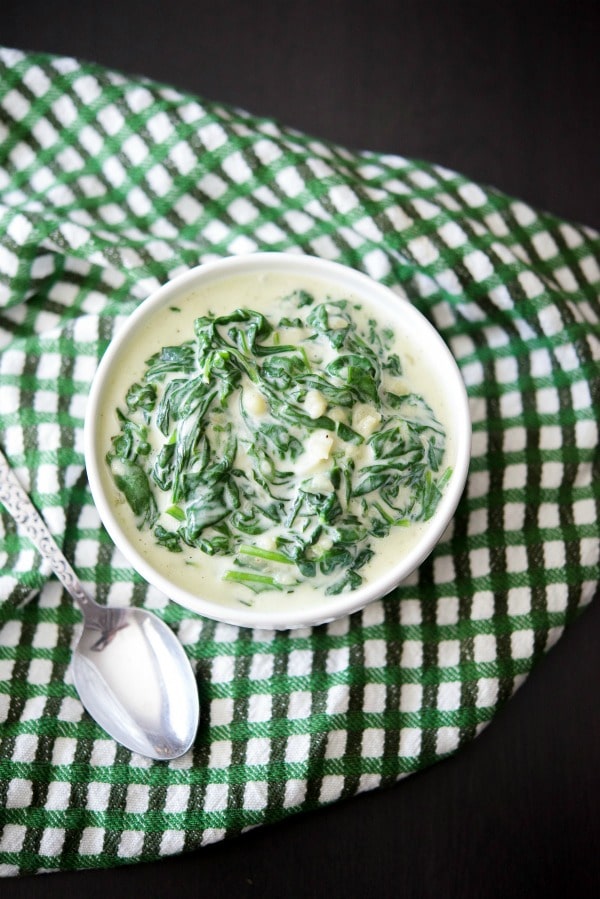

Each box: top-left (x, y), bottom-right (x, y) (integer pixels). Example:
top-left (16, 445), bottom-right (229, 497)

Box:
top-left (4, 2), bottom-right (600, 896)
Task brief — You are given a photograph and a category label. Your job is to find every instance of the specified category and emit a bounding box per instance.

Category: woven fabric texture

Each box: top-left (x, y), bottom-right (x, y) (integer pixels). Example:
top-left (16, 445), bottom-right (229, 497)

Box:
top-left (0, 46), bottom-right (599, 876)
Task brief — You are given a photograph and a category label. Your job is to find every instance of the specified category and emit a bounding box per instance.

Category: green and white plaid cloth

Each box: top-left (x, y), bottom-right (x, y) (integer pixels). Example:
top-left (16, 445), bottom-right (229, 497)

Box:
top-left (0, 45), bottom-right (599, 877)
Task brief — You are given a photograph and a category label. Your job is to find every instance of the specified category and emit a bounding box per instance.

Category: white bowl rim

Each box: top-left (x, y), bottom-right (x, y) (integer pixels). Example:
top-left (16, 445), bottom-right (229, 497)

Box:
top-left (84, 252), bottom-right (471, 630)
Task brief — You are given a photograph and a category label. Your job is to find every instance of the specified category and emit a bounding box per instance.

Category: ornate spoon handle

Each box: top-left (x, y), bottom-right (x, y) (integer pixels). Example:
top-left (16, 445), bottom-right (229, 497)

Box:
top-left (0, 448), bottom-right (94, 612)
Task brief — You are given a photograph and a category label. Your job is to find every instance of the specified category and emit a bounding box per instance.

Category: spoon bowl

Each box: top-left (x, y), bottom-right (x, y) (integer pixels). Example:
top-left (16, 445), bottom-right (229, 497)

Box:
top-left (73, 605), bottom-right (199, 759)
top-left (0, 448), bottom-right (200, 760)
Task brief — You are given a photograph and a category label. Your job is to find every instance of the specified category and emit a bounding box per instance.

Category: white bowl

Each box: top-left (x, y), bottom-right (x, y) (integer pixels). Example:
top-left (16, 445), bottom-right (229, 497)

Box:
top-left (84, 253), bottom-right (470, 630)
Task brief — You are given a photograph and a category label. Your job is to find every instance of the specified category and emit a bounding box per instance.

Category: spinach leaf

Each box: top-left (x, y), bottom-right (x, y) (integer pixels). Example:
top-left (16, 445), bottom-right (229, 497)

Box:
top-left (109, 458), bottom-right (157, 528)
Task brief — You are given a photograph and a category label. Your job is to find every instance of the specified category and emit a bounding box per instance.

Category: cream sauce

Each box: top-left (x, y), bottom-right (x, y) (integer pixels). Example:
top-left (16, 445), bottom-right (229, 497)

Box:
top-left (97, 270), bottom-right (456, 610)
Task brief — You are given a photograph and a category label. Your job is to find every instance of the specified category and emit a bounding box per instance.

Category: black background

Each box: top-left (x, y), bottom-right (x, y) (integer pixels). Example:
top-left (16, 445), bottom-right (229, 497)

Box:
top-left (3, 1), bottom-right (600, 896)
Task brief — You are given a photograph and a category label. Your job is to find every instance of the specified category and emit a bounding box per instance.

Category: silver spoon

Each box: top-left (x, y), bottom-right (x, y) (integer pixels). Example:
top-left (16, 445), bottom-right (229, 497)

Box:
top-left (0, 448), bottom-right (199, 760)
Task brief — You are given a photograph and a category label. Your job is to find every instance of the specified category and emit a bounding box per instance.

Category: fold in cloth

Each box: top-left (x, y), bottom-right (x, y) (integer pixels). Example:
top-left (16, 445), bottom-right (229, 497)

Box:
top-left (0, 46), bottom-right (599, 876)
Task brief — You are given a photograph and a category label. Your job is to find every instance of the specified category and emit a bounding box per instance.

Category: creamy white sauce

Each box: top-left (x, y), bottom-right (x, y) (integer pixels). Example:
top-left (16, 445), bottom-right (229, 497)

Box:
top-left (97, 270), bottom-right (455, 611)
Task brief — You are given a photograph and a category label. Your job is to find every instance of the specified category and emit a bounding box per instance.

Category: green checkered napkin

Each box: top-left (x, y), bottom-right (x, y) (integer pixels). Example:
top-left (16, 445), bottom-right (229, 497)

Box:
top-left (0, 45), bottom-right (599, 877)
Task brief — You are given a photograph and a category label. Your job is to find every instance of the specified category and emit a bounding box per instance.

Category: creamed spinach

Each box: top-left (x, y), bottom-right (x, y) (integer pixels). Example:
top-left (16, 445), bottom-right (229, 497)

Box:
top-left (107, 290), bottom-right (450, 597)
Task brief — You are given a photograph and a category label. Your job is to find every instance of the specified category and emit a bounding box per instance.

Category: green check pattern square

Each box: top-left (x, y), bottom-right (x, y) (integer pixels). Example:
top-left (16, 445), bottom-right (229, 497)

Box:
top-left (0, 45), bottom-right (599, 875)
